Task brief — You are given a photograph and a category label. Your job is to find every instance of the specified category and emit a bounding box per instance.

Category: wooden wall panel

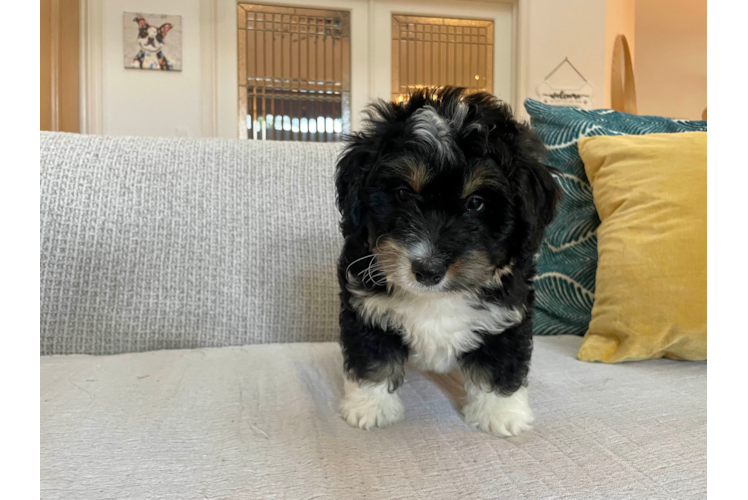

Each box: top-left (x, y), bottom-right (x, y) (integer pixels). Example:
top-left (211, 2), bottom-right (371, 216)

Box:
top-left (57, 0), bottom-right (80, 132)
top-left (40, 0), bottom-right (79, 132)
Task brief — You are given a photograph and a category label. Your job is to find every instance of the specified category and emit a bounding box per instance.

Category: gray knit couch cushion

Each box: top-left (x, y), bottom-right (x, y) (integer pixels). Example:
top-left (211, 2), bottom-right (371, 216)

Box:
top-left (40, 132), bottom-right (343, 355)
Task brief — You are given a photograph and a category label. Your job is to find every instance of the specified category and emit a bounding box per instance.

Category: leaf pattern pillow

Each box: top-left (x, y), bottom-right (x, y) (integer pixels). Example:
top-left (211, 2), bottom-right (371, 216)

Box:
top-left (524, 99), bottom-right (707, 335)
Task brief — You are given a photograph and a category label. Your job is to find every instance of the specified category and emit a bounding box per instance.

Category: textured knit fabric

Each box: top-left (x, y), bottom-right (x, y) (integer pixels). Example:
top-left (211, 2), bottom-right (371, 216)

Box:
top-left (40, 132), bottom-right (343, 355)
top-left (577, 133), bottom-right (707, 362)
top-left (523, 99), bottom-right (707, 336)
top-left (41, 336), bottom-right (707, 500)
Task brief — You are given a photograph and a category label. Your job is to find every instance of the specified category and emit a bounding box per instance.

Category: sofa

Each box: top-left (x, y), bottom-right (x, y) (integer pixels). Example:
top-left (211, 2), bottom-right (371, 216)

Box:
top-left (40, 132), bottom-right (707, 499)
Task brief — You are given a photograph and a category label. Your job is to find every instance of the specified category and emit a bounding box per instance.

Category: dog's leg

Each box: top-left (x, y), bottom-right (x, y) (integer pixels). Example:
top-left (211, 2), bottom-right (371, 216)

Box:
top-left (338, 308), bottom-right (408, 430)
top-left (461, 381), bottom-right (534, 437)
top-left (459, 318), bottom-right (535, 437)
top-left (340, 378), bottom-right (404, 430)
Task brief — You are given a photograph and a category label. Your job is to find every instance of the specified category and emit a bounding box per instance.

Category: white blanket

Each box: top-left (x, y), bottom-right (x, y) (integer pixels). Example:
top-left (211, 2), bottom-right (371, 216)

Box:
top-left (41, 336), bottom-right (706, 499)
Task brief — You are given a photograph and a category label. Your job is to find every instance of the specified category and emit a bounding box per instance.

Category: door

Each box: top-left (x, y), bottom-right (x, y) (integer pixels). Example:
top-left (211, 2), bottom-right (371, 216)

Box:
top-left (218, 0), bottom-right (517, 138)
top-left (40, 0), bottom-right (80, 132)
top-left (369, 0), bottom-right (515, 105)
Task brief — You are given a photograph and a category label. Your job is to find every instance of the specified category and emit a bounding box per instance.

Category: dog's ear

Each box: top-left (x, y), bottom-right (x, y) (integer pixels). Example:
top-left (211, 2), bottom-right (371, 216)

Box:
top-left (511, 159), bottom-right (561, 256)
top-left (133, 16), bottom-right (147, 29)
top-left (335, 134), bottom-right (376, 238)
top-left (159, 23), bottom-right (173, 36)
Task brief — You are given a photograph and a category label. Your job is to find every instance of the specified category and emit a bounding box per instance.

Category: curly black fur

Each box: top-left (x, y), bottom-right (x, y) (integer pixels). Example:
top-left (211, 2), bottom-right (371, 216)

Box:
top-left (335, 87), bottom-right (560, 395)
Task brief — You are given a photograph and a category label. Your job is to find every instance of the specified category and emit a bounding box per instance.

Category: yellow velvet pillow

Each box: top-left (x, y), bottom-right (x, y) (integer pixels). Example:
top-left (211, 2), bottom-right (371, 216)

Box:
top-left (576, 132), bottom-right (707, 363)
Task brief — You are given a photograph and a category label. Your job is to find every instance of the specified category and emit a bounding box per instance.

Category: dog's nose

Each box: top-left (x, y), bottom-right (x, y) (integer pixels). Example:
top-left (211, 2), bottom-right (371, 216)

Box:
top-left (412, 261), bottom-right (447, 286)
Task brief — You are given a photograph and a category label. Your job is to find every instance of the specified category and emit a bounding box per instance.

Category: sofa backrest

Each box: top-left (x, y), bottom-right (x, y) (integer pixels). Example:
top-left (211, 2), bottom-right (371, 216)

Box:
top-left (41, 132), bottom-right (343, 355)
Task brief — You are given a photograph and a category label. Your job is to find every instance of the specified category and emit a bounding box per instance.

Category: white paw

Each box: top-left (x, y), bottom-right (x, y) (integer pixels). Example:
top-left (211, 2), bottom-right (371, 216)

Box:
top-left (462, 384), bottom-right (535, 437)
top-left (339, 378), bottom-right (404, 430)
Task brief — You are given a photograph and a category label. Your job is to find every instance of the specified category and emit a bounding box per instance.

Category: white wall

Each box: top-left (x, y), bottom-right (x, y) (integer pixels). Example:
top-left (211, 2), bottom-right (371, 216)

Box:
top-left (523, 0), bottom-right (608, 112)
top-left (101, 0), bottom-right (203, 137)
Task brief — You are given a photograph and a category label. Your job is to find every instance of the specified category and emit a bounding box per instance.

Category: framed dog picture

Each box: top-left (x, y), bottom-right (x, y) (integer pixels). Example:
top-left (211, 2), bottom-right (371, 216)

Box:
top-left (123, 13), bottom-right (182, 71)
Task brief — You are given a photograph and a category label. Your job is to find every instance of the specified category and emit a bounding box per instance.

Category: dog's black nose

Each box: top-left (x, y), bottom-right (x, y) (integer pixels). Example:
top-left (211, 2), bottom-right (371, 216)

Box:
top-left (412, 261), bottom-right (447, 286)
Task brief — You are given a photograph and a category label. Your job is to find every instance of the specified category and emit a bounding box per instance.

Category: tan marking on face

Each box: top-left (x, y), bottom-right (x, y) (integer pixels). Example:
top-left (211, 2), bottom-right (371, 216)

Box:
top-left (484, 260), bottom-right (514, 289)
top-left (445, 250), bottom-right (495, 289)
top-left (462, 166), bottom-right (500, 198)
top-left (493, 261), bottom-right (514, 280)
top-left (394, 160), bottom-right (430, 193)
top-left (373, 237), bottom-right (414, 289)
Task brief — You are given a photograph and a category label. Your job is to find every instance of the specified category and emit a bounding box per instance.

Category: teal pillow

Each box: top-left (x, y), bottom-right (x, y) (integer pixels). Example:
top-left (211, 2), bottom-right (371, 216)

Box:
top-left (524, 99), bottom-right (707, 335)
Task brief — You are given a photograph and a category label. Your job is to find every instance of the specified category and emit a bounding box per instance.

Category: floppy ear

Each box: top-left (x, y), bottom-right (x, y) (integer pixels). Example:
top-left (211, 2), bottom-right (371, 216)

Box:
top-left (335, 134), bottom-right (376, 238)
top-left (133, 16), bottom-right (147, 29)
top-left (159, 23), bottom-right (173, 36)
top-left (512, 159), bottom-right (561, 256)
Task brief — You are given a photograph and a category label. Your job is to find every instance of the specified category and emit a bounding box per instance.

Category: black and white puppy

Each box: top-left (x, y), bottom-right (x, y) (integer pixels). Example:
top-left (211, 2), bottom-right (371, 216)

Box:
top-left (334, 87), bottom-right (560, 437)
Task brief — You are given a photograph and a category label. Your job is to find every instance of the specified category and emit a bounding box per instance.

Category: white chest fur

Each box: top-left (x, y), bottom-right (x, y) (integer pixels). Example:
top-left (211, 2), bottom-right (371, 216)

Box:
top-left (352, 291), bottom-right (523, 373)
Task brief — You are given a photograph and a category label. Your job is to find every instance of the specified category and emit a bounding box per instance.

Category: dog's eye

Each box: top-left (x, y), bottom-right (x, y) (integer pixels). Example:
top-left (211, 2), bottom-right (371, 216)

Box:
top-left (395, 189), bottom-right (410, 202)
top-left (466, 195), bottom-right (485, 213)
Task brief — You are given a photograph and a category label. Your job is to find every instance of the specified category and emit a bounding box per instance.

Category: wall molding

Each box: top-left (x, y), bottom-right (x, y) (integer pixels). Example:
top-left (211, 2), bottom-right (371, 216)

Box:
top-left (79, 0), bottom-right (104, 135)
top-left (200, 0), bottom-right (219, 137)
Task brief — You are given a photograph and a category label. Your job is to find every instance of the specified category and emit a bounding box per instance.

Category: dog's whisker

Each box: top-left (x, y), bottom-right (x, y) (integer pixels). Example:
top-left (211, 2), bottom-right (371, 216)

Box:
top-left (364, 273), bottom-right (387, 286)
top-left (345, 254), bottom-right (376, 276)
top-left (360, 254), bottom-right (384, 288)
top-left (358, 264), bottom-right (381, 276)
top-left (375, 233), bottom-right (389, 252)
top-left (364, 267), bottom-right (376, 285)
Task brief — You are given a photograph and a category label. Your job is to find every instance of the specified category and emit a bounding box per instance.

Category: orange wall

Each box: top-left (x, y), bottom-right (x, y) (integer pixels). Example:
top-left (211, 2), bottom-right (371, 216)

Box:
top-left (634, 0), bottom-right (706, 119)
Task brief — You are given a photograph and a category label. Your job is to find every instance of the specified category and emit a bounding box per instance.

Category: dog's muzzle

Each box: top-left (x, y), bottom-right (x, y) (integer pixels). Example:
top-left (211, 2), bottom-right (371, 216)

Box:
top-left (411, 259), bottom-right (447, 286)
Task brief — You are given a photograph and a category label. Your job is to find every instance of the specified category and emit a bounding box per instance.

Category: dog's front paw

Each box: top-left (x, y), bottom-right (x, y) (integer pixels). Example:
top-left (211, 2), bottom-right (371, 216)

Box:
top-left (463, 384), bottom-right (534, 437)
top-left (339, 379), bottom-right (404, 430)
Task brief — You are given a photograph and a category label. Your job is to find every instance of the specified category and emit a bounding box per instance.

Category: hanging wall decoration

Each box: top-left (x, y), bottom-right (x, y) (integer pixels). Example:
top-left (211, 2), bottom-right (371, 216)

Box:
top-left (124, 13), bottom-right (182, 71)
top-left (536, 57), bottom-right (593, 107)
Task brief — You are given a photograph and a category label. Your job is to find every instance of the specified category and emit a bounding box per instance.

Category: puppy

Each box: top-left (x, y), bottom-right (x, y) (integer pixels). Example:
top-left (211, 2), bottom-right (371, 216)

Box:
top-left (334, 87), bottom-right (560, 437)
top-left (131, 16), bottom-right (173, 70)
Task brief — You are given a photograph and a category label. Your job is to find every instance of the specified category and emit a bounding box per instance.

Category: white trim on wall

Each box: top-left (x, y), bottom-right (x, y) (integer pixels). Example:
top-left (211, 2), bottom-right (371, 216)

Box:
top-left (79, 0), bottom-right (104, 135)
top-left (514, 0), bottom-right (530, 120)
top-left (200, 0), bottom-right (219, 137)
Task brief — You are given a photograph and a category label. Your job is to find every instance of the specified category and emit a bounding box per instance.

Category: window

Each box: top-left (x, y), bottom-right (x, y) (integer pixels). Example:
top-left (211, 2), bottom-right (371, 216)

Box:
top-left (238, 3), bottom-right (351, 141)
top-left (391, 15), bottom-right (494, 103)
